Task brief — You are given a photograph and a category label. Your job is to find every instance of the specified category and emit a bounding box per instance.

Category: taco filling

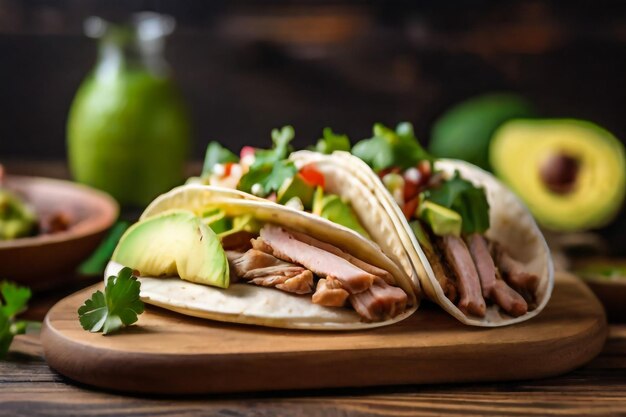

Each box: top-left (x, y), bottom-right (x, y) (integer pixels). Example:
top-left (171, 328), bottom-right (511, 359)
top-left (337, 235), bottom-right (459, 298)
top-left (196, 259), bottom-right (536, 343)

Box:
top-left (349, 122), bottom-right (539, 318)
top-left (190, 126), bottom-right (370, 238)
top-left (113, 209), bottom-right (408, 323)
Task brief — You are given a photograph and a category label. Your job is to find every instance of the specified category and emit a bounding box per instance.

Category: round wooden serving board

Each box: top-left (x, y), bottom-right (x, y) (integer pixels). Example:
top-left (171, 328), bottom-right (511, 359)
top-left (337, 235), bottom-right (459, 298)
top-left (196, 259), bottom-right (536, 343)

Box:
top-left (41, 272), bottom-right (607, 395)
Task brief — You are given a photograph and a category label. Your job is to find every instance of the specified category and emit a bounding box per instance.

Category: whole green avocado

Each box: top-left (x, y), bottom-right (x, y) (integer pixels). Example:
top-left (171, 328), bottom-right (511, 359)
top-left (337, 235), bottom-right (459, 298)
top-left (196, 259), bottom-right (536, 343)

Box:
top-left (429, 93), bottom-right (535, 170)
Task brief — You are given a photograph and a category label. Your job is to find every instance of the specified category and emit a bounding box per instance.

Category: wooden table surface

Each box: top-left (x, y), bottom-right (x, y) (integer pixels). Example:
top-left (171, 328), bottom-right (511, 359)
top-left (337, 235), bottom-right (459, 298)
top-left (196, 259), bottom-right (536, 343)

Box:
top-left (0, 277), bottom-right (624, 417)
top-left (2, 162), bottom-right (626, 415)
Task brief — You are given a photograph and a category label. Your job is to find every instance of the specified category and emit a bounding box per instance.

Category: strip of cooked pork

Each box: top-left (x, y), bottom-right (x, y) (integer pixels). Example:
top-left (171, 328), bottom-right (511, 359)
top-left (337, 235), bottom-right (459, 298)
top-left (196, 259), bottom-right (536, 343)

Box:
top-left (228, 249), bottom-right (313, 294)
top-left (440, 235), bottom-right (486, 317)
top-left (466, 234), bottom-right (528, 317)
top-left (312, 277), bottom-right (349, 307)
top-left (253, 225), bottom-right (377, 294)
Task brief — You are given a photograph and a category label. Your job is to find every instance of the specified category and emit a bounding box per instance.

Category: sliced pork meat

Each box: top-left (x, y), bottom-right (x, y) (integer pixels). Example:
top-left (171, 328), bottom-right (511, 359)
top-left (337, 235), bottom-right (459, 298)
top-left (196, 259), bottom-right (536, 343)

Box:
top-left (491, 242), bottom-right (539, 294)
top-left (466, 234), bottom-right (528, 317)
top-left (421, 244), bottom-right (457, 302)
top-left (255, 225), bottom-right (378, 294)
top-left (466, 234), bottom-right (496, 299)
top-left (312, 277), bottom-right (349, 307)
top-left (491, 272), bottom-right (528, 317)
top-left (221, 230), bottom-right (255, 251)
top-left (440, 235), bottom-right (486, 317)
top-left (288, 229), bottom-right (394, 285)
top-left (349, 278), bottom-right (408, 321)
top-left (228, 249), bottom-right (313, 294)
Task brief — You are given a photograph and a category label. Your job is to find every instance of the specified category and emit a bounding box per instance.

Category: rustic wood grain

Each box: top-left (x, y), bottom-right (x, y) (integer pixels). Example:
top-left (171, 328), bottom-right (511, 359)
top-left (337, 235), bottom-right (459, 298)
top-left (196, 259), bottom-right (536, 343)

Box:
top-left (1, 328), bottom-right (625, 417)
top-left (38, 273), bottom-right (606, 396)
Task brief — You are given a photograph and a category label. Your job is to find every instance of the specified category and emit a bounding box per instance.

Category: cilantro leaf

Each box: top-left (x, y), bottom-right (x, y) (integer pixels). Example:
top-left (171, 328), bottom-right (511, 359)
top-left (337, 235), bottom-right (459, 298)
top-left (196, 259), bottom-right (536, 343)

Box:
top-left (0, 281), bottom-right (31, 317)
top-left (250, 125), bottom-right (295, 169)
top-left (426, 172), bottom-right (490, 234)
top-left (352, 122), bottom-right (433, 171)
top-left (0, 281), bottom-right (35, 359)
top-left (239, 161), bottom-right (297, 195)
top-left (238, 126), bottom-right (297, 196)
top-left (312, 127), bottom-right (351, 154)
top-left (202, 142), bottom-right (239, 178)
top-left (78, 267), bottom-right (144, 335)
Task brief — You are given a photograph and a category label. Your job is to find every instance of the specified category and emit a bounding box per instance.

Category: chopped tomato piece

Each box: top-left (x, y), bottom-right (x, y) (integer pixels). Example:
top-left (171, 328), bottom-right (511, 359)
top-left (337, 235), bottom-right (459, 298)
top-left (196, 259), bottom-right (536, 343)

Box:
top-left (418, 160), bottom-right (431, 179)
top-left (402, 196), bottom-right (420, 221)
top-left (240, 146), bottom-right (255, 160)
top-left (299, 164), bottom-right (326, 188)
top-left (223, 162), bottom-right (235, 177)
top-left (377, 166), bottom-right (401, 179)
top-left (403, 178), bottom-right (420, 201)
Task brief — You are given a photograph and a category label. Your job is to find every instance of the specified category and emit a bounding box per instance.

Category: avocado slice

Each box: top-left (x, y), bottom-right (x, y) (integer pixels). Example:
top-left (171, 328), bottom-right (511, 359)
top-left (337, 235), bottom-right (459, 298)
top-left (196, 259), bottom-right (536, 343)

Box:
top-left (312, 189), bottom-right (369, 238)
top-left (491, 119), bottom-right (626, 231)
top-left (112, 210), bottom-right (229, 288)
top-left (277, 173), bottom-right (315, 209)
top-left (430, 93), bottom-right (535, 170)
top-left (418, 200), bottom-right (462, 237)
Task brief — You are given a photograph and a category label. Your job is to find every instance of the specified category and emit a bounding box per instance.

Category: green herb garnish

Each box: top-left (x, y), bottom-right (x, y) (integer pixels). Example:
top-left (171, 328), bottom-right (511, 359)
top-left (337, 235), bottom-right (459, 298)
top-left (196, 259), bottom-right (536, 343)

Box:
top-left (238, 126), bottom-right (298, 195)
top-left (312, 127), bottom-right (351, 154)
top-left (0, 281), bottom-right (38, 359)
top-left (425, 172), bottom-right (490, 234)
top-left (78, 267), bottom-right (144, 335)
top-left (352, 122), bottom-right (433, 171)
top-left (201, 142), bottom-right (239, 179)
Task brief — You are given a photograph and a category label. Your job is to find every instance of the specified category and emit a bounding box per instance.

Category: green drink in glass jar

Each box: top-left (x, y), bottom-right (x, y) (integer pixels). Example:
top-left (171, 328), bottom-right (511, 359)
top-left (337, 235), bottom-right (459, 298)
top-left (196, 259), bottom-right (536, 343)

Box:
top-left (67, 13), bottom-right (190, 207)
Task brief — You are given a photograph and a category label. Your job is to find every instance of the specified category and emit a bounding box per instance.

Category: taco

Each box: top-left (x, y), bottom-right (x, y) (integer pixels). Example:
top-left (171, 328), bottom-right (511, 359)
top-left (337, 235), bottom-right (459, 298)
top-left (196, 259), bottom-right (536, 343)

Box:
top-left (189, 126), bottom-right (420, 295)
top-left (320, 122), bottom-right (554, 327)
top-left (106, 186), bottom-right (417, 330)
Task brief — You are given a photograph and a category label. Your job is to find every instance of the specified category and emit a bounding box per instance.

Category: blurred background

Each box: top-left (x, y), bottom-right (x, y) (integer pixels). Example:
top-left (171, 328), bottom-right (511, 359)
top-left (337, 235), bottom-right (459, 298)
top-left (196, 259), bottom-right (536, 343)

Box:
top-left (1, 0), bottom-right (626, 253)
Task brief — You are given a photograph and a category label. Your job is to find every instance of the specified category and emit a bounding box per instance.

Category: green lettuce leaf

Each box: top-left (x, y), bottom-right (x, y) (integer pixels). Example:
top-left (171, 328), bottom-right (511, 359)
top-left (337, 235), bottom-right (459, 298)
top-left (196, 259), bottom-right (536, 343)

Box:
top-left (425, 172), bottom-right (490, 234)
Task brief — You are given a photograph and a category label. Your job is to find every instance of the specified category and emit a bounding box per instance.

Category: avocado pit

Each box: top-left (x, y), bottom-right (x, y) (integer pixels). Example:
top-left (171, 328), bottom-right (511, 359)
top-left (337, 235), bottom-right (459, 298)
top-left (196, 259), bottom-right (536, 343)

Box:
top-left (539, 153), bottom-right (580, 194)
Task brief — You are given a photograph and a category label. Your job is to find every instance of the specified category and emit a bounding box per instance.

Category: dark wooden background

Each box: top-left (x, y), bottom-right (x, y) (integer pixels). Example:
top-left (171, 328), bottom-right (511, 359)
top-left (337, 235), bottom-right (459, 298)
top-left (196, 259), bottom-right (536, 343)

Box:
top-left (2, 0), bottom-right (626, 252)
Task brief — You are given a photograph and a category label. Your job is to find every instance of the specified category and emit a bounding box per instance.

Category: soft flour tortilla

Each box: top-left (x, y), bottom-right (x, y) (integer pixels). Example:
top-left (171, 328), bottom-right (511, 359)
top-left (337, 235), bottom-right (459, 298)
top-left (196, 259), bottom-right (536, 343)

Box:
top-left (289, 151), bottom-right (421, 295)
top-left (330, 152), bottom-right (554, 327)
top-left (104, 262), bottom-right (414, 330)
top-left (107, 185), bottom-right (417, 330)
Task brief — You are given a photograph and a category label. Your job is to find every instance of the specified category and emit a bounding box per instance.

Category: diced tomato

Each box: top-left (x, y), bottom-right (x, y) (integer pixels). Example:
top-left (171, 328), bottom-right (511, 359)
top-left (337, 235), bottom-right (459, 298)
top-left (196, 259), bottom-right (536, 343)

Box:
top-left (402, 196), bottom-right (420, 221)
top-left (418, 160), bottom-right (432, 179)
top-left (240, 146), bottom-right (255, 160)
top-left (403, 180), bottom-right (419, 202)
top-left (223, 162), bottom-right (235, 177)
top-left (299, 164), bottom-right (326, 188)
top-left (377, 166), bottom-right (401, 179)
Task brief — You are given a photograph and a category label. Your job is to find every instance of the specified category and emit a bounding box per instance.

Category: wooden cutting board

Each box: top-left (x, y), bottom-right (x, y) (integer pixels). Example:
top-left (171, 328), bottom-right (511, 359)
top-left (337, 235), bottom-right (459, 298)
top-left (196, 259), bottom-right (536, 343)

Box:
top-left (41, 272), bottom-right (607, 395)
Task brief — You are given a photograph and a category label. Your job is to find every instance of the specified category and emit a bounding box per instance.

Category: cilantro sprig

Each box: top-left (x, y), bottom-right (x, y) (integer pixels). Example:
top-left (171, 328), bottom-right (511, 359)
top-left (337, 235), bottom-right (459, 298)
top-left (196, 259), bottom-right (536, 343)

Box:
top-left (425, 171), bottom-right (490, 234)
top-left (0, 281), bottom-right (38, 359)
top-left (352, 122), bottom-right (434, 171)
top-left (312, 127), bottom-right (351, 154)
top-left (238, 126), bottom-right (298, 195)
top-left (201, 142), bottom-right (239, 179)
top-left (78, 267), bottom-right (144, 335)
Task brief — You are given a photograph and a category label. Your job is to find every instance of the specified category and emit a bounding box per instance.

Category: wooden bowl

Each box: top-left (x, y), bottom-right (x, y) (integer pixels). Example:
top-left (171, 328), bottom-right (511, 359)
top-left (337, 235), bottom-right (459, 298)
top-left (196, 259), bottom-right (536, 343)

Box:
top-left (573, 258), bottom-right (626, 323)
top-left (0, 176), bottom-right (118, 290)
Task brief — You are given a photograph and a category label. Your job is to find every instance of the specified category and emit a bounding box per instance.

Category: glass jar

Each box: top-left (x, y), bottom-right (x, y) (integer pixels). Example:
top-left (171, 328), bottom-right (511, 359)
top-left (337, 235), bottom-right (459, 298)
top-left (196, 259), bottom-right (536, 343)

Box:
top-left (67, 13), bottom-right (190, 207)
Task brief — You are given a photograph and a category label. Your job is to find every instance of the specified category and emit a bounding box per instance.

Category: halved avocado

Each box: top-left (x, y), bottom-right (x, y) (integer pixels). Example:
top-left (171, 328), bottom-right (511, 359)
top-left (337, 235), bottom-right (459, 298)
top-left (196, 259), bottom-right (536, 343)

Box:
top-left (112, 210), bottom-right (229, 288)
top-left (430, 93), bottom-right (535, 170)
top-left (490, 119), bottom-right (626, 231)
